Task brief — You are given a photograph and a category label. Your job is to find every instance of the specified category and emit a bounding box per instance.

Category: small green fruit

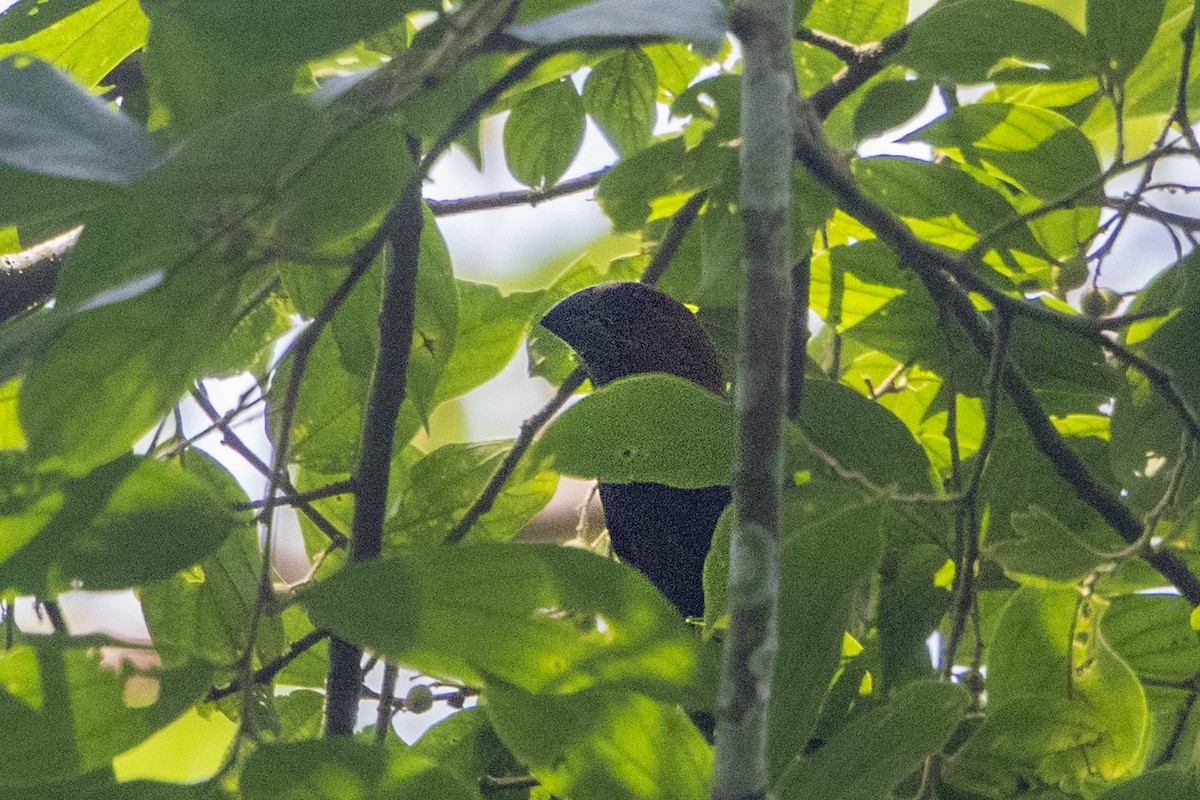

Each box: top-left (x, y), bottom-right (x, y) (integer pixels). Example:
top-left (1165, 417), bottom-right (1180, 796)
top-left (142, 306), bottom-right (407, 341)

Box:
top-left (1052, 256), bottom-right (1089, 293)
top-left (1080, 287), bottom-right (1120, 317)
top-left (405, 684), bottom-right (435, 714)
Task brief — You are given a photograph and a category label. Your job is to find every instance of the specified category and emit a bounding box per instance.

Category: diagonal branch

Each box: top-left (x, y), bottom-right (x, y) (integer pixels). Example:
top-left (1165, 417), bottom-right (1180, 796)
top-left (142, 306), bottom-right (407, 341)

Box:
top-left (792, 102), bottom-right (1200, 604)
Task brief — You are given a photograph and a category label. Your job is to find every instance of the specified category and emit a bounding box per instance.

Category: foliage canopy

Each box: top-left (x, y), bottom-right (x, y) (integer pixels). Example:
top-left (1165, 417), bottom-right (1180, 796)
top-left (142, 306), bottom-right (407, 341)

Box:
top-left (1, 0), bottom-right (1200, 798)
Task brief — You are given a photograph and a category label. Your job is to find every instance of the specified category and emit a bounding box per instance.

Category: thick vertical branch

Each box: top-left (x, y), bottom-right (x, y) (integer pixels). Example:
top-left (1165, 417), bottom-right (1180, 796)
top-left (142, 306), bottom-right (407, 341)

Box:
top-left (323, 183), bottom-right (424, 736)
top-left (713, 2), bottom-right (795, 798)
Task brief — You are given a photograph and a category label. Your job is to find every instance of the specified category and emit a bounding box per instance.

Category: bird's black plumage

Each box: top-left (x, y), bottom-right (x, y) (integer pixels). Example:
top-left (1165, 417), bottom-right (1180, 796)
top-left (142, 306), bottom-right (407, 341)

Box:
top-left (540, 282), bottom-right (730, 617)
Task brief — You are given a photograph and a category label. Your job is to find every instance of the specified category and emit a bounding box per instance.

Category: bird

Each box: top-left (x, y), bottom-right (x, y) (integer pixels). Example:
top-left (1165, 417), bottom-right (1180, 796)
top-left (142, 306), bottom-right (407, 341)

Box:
top-left (539, 282), bottom-right (731, 618)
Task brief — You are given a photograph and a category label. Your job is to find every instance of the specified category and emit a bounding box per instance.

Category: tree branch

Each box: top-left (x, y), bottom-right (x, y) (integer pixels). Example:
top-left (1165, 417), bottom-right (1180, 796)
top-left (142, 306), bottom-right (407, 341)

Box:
top-left (0, 227), bottom-right (81, 324)
top-left (324, 181), bottom-right (424, 737)
top-left (791, 103), bottom-right (1200, 604)
top-left (713, 2), bottom-right (795, 798)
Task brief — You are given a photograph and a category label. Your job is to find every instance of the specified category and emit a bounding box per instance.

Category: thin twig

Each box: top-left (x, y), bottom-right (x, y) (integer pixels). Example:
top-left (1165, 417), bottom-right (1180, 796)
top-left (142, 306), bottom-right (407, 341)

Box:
top-left (444, 367), bottom-right (587, 545)
top-left (942, 315), bottom-right (1009, 676)
top-left (207, 629), bottom-right (330, 702)
top-left (189, 386), bottom-right (347, 546)
top-left (374, 662), bottom-right (400, 744)
top-left (236, 480), bottom-right (355, 511)
top-left (428, 168), bottom-right (609, 216)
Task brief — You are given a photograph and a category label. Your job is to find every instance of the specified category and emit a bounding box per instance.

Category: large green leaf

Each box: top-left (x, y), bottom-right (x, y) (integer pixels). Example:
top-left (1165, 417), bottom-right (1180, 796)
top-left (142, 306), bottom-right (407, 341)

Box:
top-left (904, 103), bottom-right (1102, 203)
top-left (0, 0), bottom-right (146, 88)
top-left (486, 679), bottom-right (712, 800)
top-left (950, 587), bottom-right (1148, 794)
top-left (768, 496), bottom-right (886, 778)
top-left (140, 527), bottom-right (285, 670)
top-left (804, 0), bottom-right (905, 44)
top-left (385, 440), bottom-right (558, 545)
top-left (303, 543), bottom-right (697, 696)
top-left (0, 643), bottom-right (211, 788)
top-left (240, 740), bottom-right (477, 800)
top-left (20, 261), bottom-right (242, 472)
top-left (0, 454), bottom-right (248, 594)
top-left (989, 506), bottom-right (1112, 586)
top-left (1086, 0), bottom-right (1166, 82)
top-left (794, 379), bottom-right (935, 495)
top-left (895, 0), bottom-right (1093, 83)
top-left (505, 77), bottom-right (586, 190)
top-left (774, 682), bottom-right (969, 800)
top-left (433, 281), bottom-right (545, 404)
top-left (583, 48), bottom-right (658, 156)
top-left (139, 0), bottom-right (428, 65)
top-left (0, 57), bottom-right (157, 185)
top-left (535, 372), bottom-right (736, 488)
top-left (1101, 594), bottom-right (1200, 683)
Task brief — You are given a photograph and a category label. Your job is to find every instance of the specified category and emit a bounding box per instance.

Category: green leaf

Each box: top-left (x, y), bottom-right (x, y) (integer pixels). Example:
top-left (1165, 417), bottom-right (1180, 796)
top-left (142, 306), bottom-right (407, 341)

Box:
top-left (877, 544), bottom-right (951, 690)
top-left (853, 156), bottom-right (1047, 262)
top-left (1087, 0), bottom-right (1166, 81)
top-left (141, 7), bottom-right (296, 137)
top-left (0, 0), bottom-right (96, 42)
top-left (989, 506), bottom-right (1112, 586)
top-left (434, 281), bottom-right (545, 404)
top-left (386, 440), bottom-right (558, 545)
top-left (964, 587), bottom-right (1148, 792)
top-left (535, 373), bottom-right (736, 488)
top-left (1097, 768), bottom-right (1200, 799)
top-left (303, 543), bottom-right (697, 695)
top-left (795, 380), bottom-right (935, 495)
top-left (804, 0), bottom-right (906, 44)
top-left (0, 643), bottom-right (211, 788)
top-left (0, 0), bottom-right (147, 88)
top-left (274, 116), bottom-right (415, 256)
top-left (486, 679), bottom-right (712, 800)
top-left (851, 78), bottom-right (934, 141)
top-left (410, 707), bottom-right (517, 791)
top-left (139, 0), bottom-right (427, 65)
top-left (270, 327), bottom-right (369, 474)
top-left (642, 43), bottom-right (705, 96)
top-left (1101, 594), bottom-right (1200, 683)
top-left (241, 740), bottom-right (477, 800)
top-left (768, 496), bottom-right (886, 778)
top-left (809, 239), bottom-right (910, 330)
top-left (140, 527), bottom-right (285, 670)
top-left (20, 261), bottom-right (242, 472)
top-left (0, 57), bottom-right (157, 185)
top-left (904, 102), bottom-right (1102, 202)
top-left (896, 0), bottom-right (1093, 83)
top-left (774, 682), bottom-right (969, 800)
top-left (0, 454), bottom-right (248, 594)
top-left (596, 136), bottom-right (687, 232)
top-left (504, 78), bottom-right (586, 190)
top-left (583, 48), bottom-right (658, 156)
top-left (505, 0), bottom-right (728, 57)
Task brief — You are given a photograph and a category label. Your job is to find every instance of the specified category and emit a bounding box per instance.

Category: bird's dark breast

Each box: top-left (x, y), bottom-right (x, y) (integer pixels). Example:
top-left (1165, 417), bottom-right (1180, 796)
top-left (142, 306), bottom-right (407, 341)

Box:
top-left (598, 482), bottom-right (731, 618)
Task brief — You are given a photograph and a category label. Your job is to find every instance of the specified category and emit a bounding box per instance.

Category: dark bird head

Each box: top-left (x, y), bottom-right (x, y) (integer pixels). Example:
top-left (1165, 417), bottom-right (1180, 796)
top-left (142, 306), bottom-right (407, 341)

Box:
top-left (539, 282), bottom-right (725, 394)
